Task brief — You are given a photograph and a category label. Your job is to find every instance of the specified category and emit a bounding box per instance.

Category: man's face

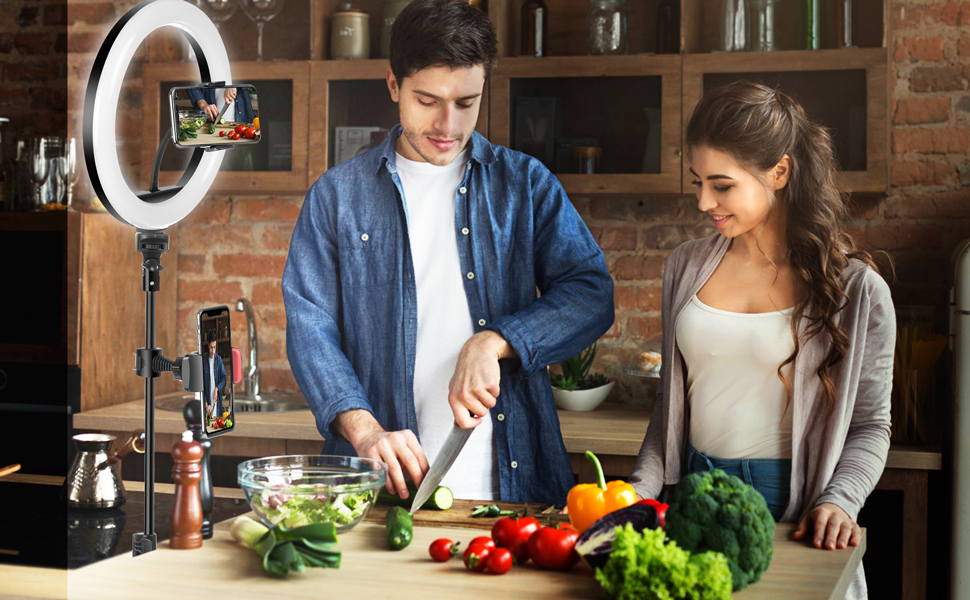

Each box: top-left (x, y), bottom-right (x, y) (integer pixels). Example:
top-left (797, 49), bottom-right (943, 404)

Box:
top-left (209, 340), bottom-right (217, 358)
top-left (387, 65), bottom-right (485, 166)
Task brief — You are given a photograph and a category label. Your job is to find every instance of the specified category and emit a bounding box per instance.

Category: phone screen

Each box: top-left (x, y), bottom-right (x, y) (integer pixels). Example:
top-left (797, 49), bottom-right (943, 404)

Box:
top-left (198, 306), bottom-right (234, 437)
top-left (169, 84), bottom-right (260, 149)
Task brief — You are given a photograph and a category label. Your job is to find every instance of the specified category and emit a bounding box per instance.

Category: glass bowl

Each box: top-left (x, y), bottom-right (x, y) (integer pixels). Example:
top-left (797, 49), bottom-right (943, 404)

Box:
top-left (237, 455), bottom-right (387, 532)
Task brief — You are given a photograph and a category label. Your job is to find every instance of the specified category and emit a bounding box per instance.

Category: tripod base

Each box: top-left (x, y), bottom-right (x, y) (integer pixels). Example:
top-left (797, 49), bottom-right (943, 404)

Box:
top-left (132, 532), bottom-right (157, 557)
top-left (201, 519), bottom-right (213, 539)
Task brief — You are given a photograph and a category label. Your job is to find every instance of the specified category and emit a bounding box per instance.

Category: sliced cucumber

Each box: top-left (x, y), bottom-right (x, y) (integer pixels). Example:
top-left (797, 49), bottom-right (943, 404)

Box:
top-left (378, 483), bottom-right (453, 511)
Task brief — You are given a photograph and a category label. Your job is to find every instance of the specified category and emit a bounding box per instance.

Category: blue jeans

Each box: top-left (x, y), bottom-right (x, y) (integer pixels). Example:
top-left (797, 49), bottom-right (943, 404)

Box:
top-left (684, 442), bottom-right (792, 522)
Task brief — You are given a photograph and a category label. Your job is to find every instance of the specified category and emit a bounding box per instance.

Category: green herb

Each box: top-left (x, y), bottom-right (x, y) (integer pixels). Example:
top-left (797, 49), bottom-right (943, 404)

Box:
top-left (470, 504), bottom-right (517, 518)
top-left (230, 515), bottom-right (341, 577)
top-left (595, 524), bottom-right (732, 600)
top-left (550, 343), bottom-right (610, 391)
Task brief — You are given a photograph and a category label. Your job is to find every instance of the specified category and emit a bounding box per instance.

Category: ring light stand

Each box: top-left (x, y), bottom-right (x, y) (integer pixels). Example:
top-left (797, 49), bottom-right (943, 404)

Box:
top-left (82, 0), bottom-right (232, 556)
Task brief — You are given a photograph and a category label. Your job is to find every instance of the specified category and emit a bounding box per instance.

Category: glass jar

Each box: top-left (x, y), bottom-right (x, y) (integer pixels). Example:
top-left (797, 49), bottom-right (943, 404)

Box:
top-left (746, 0), bottom-right (779, 51)
top-left (717, 0), bottom-right (746, 52)
top-left (520, 0), bottom-right (548, 57)
top-left (380, 0), bottom-right (412, 59)
top-left (587, 0), bottom-right (627, 56)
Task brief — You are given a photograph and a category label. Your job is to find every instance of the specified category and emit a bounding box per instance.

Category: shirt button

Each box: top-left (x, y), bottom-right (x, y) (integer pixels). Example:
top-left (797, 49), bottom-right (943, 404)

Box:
top-left (510, 461), bottom-right (518, 469)
top-left (497, 413), bottom-right (505, 421)
top-left (360, 233), bottom-right (369, 242)
top-left (466, 272), bottom-right (475, 280)
top-left (478, 318), bottom-right (486, 326)
top-left (461, 227), bottom-right (470, 236)
top-left (459, 186), bottom-right (467, 194)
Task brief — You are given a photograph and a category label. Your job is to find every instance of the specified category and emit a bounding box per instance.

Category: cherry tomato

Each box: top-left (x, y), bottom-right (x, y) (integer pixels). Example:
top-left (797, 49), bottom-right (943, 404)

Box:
top-left (527, 524), bottom-right (580, 570)
top-left (428, 538), bottom-right (458, 562)
top-left (230, 132), bottom-right (240, 141)
top-left (234, 125), bottom-right (246, 134)
top-left (244, 127), bottom-right (256, 139)
top-left (219, 130), bottom-right (226, 137)
top-left (485, 547), bottom-right (513, 575)
top-left (463, 542), bottom-right (492, 572)
top-left (492, 516), bottom-right (540, 563)
top-left (469, 536), bottom-right (496, 551)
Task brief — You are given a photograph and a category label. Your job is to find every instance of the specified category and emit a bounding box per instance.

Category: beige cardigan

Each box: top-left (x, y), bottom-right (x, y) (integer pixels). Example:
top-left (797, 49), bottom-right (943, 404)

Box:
top-left (628, 233), bottom-right (895, 600)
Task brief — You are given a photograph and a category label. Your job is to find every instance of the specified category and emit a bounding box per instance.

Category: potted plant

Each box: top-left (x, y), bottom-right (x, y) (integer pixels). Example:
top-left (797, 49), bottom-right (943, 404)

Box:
top-left (549, 343), bottom-right (614, 412)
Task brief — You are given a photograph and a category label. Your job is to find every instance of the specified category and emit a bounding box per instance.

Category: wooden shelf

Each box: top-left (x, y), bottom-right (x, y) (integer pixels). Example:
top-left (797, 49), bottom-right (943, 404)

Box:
top-left (489, 55), bottom-right (682, 195)
top-left (683, 47), bottom-right (889, 193)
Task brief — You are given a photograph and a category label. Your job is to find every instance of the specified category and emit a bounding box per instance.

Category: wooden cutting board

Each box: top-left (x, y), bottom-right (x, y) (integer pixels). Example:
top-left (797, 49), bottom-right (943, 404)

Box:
top-left (364, 499), bottom-right (569, 530)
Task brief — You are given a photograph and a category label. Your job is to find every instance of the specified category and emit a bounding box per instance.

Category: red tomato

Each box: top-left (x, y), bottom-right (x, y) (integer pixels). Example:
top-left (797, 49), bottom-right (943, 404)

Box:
top-left (485, 547), bottom-right (513, 575)
top-left (234, 125), bottom-right (246, 134)
top-left (219, 130), bottom-right (226, 137)
top-left (527, 524), bottom-right (580, 570)
top-left (491, 516), bottom-right (540, 563)
top-left (244, 128), bottom-right (256, 139)
top-left (230, 132), bottom-right (240, 140)
top-left (428, 538), bottom-right (457, 562)
top-left (463, 542), bottom-right (492, 572)
top-left (469, 536), bottom-right (496, 552)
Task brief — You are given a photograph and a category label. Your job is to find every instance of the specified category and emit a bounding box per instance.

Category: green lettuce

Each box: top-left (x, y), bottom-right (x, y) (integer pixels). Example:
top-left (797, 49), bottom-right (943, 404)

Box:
top-left (252, 488), bottom-right (377, 527)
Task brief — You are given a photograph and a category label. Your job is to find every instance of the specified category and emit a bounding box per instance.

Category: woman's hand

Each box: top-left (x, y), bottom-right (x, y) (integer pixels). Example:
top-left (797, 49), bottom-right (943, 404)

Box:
top-left (792, 502), bottom-right (862, 550)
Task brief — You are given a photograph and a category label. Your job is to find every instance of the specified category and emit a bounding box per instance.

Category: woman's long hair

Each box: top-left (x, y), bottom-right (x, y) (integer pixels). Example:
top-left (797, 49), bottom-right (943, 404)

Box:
top-left (685, 80), bottom-right (878, 413)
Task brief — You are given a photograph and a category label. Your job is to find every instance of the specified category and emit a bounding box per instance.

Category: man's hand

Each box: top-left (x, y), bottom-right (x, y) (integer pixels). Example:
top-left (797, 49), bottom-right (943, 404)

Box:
top-left (448, 330), bottom-right (516, 429)
top-left (792, 502), bottom-right (862, 550)
top-left (335, 409), bottom-right (429, 499)
top-left (223, 87), bottom-right (237, 103)
top-left (196, 100), bottom-right (219, 122)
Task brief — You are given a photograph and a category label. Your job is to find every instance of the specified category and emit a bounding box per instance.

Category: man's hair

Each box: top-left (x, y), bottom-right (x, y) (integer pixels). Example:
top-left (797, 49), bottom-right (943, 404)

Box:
top-left (389, 0), bottom-right (498, 84)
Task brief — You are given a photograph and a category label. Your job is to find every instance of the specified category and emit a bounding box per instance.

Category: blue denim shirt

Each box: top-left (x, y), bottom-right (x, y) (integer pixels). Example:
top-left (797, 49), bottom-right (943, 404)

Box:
top-left (282, 125), bottom-right (614, 506)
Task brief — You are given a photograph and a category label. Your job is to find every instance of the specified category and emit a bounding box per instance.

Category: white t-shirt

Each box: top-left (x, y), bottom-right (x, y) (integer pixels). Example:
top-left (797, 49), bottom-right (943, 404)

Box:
top-left (208, 356), bottom-right (216, 412)
top-left (677, 294), bottom-right (795, 459)
top-left (395, 150), bottom-right (499, 501)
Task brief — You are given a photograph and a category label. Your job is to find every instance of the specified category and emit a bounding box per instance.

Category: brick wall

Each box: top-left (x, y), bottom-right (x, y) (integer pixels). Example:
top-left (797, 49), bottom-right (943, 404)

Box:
top-left (0, 0), bottom-right (67, 160)
top-left (62, 0), bottom-right (970, 408)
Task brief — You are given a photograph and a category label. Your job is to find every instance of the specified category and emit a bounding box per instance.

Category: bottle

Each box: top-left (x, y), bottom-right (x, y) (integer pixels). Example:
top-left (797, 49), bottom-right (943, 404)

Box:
top-left (588, 0), bottom-right (627, 55)
top-left (520, 0), bottom-right (548, 57)
top-left (0, 118), bottom-right (9, 211)
top-left (803, 0), bottom-right (820, 49)
top-left (746, 0), bottom-right (779, 52)
top-left (718, 0), bottom-right (746, 52)
top-left (170, 430), bottom-right (204, 550)
top-left (823, 0), bottom-right (851, 48)
top-left (656, 0), bottom-right (679, 54)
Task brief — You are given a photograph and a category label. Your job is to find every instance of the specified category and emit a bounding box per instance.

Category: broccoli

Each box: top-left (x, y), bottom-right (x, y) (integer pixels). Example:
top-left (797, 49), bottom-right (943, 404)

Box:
top-left (664, 469), bottom-right (775, 591)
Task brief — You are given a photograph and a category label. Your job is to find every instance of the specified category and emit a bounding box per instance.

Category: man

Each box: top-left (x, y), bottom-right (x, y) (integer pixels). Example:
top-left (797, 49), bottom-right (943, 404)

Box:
top-left (203, 338), bottom-right (227, 422)
top-left (282, 0), bottom-right (613, 506)
top-left (185, 86), bottom-right (255, 124)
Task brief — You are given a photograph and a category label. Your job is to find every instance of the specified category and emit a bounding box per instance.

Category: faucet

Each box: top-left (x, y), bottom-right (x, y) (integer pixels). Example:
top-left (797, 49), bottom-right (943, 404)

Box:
top-left (235, 298), bottom-right (260, 399)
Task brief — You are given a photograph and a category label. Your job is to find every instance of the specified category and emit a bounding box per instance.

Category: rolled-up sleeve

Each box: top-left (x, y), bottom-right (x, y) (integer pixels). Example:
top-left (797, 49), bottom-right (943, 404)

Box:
top-left (282, 180), bottom-right (375, 442)
top-left (487, 165), bottom-right (614, 377)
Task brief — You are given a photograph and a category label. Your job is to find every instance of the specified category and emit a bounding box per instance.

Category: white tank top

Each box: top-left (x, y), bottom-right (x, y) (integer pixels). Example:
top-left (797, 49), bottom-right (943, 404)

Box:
top-left (676, 294), bottom-right (795, 459)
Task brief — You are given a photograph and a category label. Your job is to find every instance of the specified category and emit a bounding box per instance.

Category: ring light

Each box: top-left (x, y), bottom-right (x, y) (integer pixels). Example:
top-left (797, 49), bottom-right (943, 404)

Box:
top-left (82, 0), bottom-right (231, 557)
top-left (83, 0), bottom-right (231, 231)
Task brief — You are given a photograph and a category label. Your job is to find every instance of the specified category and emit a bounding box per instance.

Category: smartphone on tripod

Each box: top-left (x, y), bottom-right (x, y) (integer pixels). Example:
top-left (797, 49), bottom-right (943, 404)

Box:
top-left (197, 305), bottom-right (235, 437)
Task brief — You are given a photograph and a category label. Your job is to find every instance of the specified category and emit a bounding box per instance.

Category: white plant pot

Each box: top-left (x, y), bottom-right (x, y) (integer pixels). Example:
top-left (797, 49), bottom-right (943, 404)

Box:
top-left (552, 381), bottom-right (614, 412)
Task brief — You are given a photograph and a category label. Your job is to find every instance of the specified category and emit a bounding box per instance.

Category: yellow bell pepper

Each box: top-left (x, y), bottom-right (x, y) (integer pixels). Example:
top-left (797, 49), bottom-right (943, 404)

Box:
top-left (567, 451), bottom-right (637, 533)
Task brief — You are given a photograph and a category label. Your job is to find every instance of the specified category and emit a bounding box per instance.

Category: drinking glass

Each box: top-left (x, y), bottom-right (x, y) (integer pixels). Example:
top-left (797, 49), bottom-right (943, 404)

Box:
top-left (239, 0), bottom-right (285, 61)
top-left (26, 138), bottom-right (49, 210)
top-left (61, 138), bottom-right (80, 209)
top-left (43, 136), bottom-right (68, 207)
top-left (197, 0), bottom-right (239, 30)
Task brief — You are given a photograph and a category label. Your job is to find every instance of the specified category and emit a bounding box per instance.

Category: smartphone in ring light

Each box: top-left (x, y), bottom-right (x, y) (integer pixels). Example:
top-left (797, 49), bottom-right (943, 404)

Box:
top-left (169, 83), bottom-right (260, 149)
top-left (197, 305), bottom-right (238, 438)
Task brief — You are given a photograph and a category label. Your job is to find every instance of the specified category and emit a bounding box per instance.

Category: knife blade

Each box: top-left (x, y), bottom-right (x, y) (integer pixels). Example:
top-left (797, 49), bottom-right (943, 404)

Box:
top-left (409, 423), bottom-right (473, 514)
top-left (214, 98), bottom-right (233, 123)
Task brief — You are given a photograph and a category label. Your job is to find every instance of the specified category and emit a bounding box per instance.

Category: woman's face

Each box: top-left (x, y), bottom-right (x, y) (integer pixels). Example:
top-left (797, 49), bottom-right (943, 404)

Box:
top-left (689, 144), bottom-right (789, 240)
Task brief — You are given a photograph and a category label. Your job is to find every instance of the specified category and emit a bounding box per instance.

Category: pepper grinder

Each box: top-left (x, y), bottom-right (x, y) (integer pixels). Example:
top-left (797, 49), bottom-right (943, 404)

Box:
top-left (170, 430), bottom-right (203, 549)
top-left (183, 400), bottom-right (214, 538)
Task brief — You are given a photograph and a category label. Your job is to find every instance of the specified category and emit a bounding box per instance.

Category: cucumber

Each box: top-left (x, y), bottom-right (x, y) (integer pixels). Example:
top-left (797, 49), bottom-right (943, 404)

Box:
top-left (378, 483), bottom-right (453, 511)
top-left (385, 506), bottom-right (413, 550)
top-left (219, 117), bottom-right (225, 124)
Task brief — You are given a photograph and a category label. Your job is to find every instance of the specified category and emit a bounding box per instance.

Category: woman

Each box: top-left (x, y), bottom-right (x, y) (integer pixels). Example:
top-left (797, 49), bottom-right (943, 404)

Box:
top-left (628, 81), bottom-right (894, 599)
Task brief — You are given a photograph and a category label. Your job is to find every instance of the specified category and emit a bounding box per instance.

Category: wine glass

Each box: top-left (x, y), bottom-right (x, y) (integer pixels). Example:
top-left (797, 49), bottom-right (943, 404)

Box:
top-left (197, 0), bottom-right (239, 30)
top-left (26, 138), bottom-right (49, 211)
top-left (43, 136), bottom-right (68, 208)
top-left (238, 0), bottom-right (285, 61)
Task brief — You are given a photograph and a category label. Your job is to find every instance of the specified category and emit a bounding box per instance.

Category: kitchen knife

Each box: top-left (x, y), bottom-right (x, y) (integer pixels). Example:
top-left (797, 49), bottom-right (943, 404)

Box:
top-left (214, 98), bottom-right (233, 123)
top-left (409, 423), bottom-right (473, 514)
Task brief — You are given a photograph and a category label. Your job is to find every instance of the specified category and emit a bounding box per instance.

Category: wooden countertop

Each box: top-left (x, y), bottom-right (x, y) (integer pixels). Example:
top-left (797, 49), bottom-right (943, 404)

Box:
top-left (74, 394), bottom-right (943, 471)
top-left (53, 519), bottom-right (864, 600)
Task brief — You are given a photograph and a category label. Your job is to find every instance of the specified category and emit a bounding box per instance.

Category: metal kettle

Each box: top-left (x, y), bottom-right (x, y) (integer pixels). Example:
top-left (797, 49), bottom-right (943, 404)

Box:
top-left (67, 429), bottom-right (145, 509)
